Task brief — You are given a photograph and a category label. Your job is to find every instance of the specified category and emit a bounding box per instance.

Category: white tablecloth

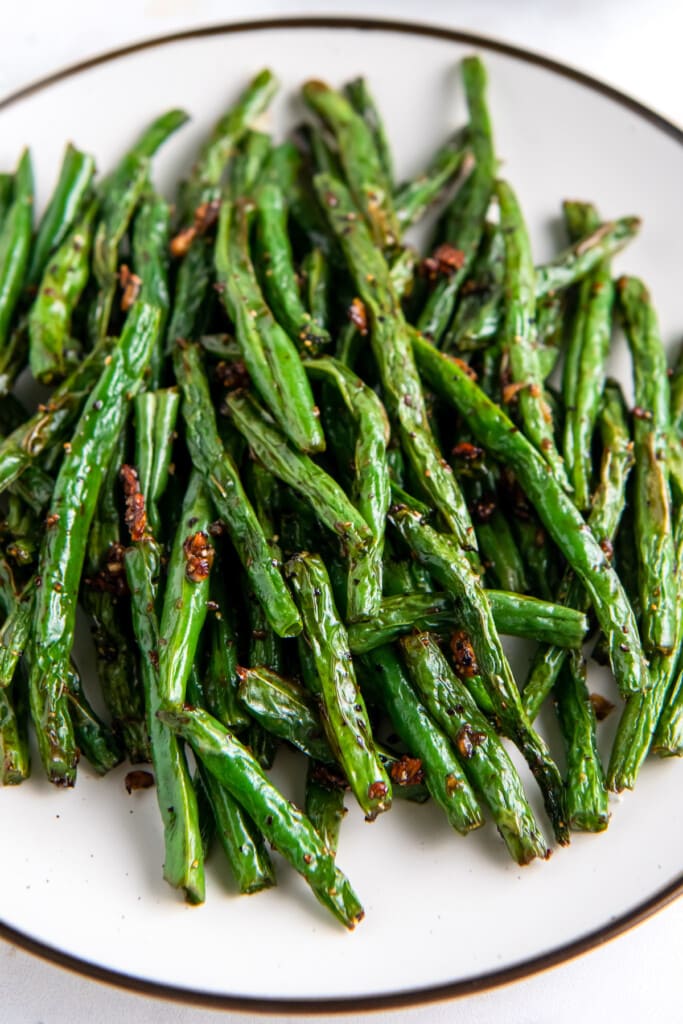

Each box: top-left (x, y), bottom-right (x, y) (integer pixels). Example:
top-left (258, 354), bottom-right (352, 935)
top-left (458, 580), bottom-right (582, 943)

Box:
top-left (2, 3), bottom-right (681, 1021)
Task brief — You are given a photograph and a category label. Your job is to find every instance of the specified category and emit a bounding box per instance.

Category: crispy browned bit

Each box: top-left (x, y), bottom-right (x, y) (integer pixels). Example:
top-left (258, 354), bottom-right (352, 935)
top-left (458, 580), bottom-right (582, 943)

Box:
top-left (119, 464), bottom-right (148, 542)
top-left (367, 780), bottom-right (388, 801)
top-left (170, 225), bottom-right (196, 259)
top-left (194, 199), bottom-right (221, 235)
top-left (502, 380), bottom-right (527, 405)
top-left (633, 405), bottom-right (653, 421)
top-left (45, 512), bottom-right (60, 529)
top-left (421, 242), bottom-right (465, 281)
top-left (125, 769), bottom-right (155, 794)
top-left (471, 494), bottom-right (497, 525)
top-left (170, 199), bottom-right (222, 258)
top-left (118, 263), bottom-right (142, 311)
top-left (348, 296), bottom-right (368, 335)
top-left (454, 356), bottom-right (477, 382)
top-left (451, 441), bottom-right (485, 464)
top-left (215, 358), bottom-right (250, 391)
top-left (310, 761), bottom-right (348, 791)
top-left (183, 530), bottom-right (215, 583)
top-left (85, 541), bottom-right (129, 597)
top-left (589, 693), bottom-right (616, 722)
top-left (389, 754), bottom-right (425, 787)
top-left (599, 537), bottom-right (614, 560)
top-left (454, 723), bottom-right (487, 760)
top-left (449, 629), bottom-right (480, 678)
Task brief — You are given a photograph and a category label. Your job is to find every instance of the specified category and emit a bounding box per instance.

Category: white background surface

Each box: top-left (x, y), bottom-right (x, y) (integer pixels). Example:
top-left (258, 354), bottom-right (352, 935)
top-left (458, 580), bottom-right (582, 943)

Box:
top-left (1, 3), bottom-right (682, 1022)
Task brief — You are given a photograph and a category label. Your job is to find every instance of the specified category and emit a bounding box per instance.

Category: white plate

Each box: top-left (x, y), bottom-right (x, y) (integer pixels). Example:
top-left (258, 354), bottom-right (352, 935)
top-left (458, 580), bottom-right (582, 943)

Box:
top-left (0, 18), bottom-right (682, 1013)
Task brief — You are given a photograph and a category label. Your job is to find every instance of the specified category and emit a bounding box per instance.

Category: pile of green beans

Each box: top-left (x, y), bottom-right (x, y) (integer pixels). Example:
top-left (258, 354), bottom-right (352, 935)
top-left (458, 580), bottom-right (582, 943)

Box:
top-left (0, 56), bottom-right (680, 930)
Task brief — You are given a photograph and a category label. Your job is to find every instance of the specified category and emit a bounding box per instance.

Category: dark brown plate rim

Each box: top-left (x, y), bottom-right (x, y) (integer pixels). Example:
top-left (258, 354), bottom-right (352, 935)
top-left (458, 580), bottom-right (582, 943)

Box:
top-left (1, 15), bottom-right (681, 1015)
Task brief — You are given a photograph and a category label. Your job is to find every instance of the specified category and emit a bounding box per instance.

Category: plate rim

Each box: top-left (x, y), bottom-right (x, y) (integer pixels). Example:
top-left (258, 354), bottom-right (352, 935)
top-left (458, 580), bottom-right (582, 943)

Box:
top-left (1, 14), bottom-right (681, 1014)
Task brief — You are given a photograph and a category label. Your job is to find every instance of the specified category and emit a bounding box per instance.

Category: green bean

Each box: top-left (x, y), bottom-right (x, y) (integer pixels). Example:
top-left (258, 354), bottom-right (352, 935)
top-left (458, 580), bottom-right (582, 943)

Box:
top-left (227, 390), bottom-right (375, 620)
top-left (466, 473), bottom-right (528, 593)
top-left (653, 658), bottom-right (683, 757)
top-left (668, 344), bottom-right (683, 506)
top-left (618, 275), bottom-right (676, 654)
top-left (215, 199), bottom-right (324, 454)
top-left (0, 337), bottom-right (110, 498)
top-left (347, 590), bottom-right (587, 654)
top-left (0, 667), bottom-right (29, 784)
top-left (285, 552), bottom-right (391, 820)
top-left (228, 129), bottom-right (272, 198)
top-left (237, 665), bottom-right (332, 763)
top-left (133, 388), bottom-right (179, 538)
top-left (413, 333), bottom-right (649, 700)
top-left (66, 667), bottom-right (122, 775)
top-left (561, 201), bottom-right (615, 511)
top-left (496, 179), bottom-right (569, 490)
top-left (301, 247), bottom-right (330, 329)
top-left (303, 79), bottom-right (398, 248)
top-left (555, 653), bottom-right (609, 831)
top-left (523, 382), bottom-right (634, 719)
top-left (173, 342), bottom-right (300, 638)
top-left (28, 143), bottom-right (95, 286)
top-left (344, 76), bottom-right (394, 191)
top-left (401, 633), bottom-right (548, 863)
top-left (157, 471), bottom-right (213, 706)
top-left (0, 174), bottom-right (14, 226)
top-left (28, 302), bottom-right (160, 785)
top-left (0, 555), bottom-right (29, 781)
top-left (305, 761), bottom-right (347, 856)
top-left (417, 56), bottom-right (496, 344)
top-left (608, 507), bottom-right (683, 789)
top-left (184, 69), bottom-right (277, 213)
top-left (388, 501), bottom-right (568, 844)
top-left (358, 645), bottom-right (483, 834)
top-left (132, 192), bottom-right (171, 387)
top-left (305, 356), bottom-right (390, 620)
top-left (91, 110), bottom-right (187, 344)
top-left (536, 292), bottom-right (566, 381)
top-left (124, 534), bottom-right (205, 904)
top-left (82, 436), bottom-right (149, 765)
top-left (201, 576), bottom-right (250, 732)
top-left (394, 141), bottom-right (471, 232)
top-left (315, 173), bottom-right (476, 548)
top-left (0, 151), bottom-right (33, 352)
top-left (442, 221), bottom-right (505, 353)
top-left (0, 580), bottom-right (34, 689)
top-left (165, 75), bottom-right (277, 361)
top-left (536, 217), bottom-right (641, 295)
top-left (29, 200), bottom-right (96, 384)
top-left (255, 183), bottom-right (331, 356)
top-left (158, 704), bottom-right (364, 928)
top-left (187, 668), bottom-right (275, 893)
top-left (447, 216), bottom-right (641, 348)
